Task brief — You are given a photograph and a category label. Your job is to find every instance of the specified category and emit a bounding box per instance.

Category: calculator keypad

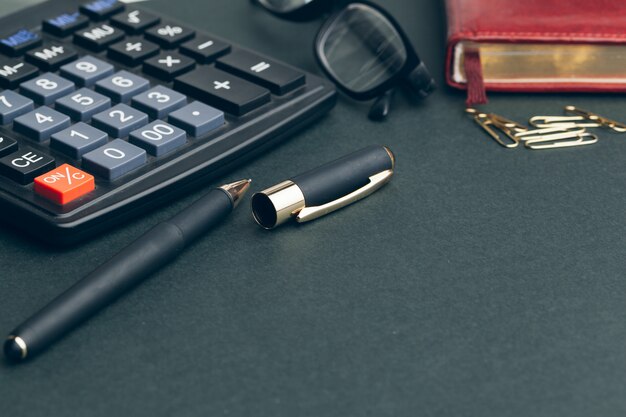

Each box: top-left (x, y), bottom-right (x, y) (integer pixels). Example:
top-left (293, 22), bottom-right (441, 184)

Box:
top-left (0, 147), bottom-right (55, 184)
top-left (168, 101), bottom-right (224, 137)
top-left (82, 139), bottom-right (146, 180)
top-left (0, 90), bottom-right (34, 124)
top-left (14, 107), bottom-right (71, 141)
top-left (34, 163), bottom-right (95, 205)
top-left (0, 134), bottom-right (18, 157)
top-left (0, 60), bottom-right (39, 88)
top-left (60, 55), bottom-right (114, 87)
top-left (92, 103), bottom-right (148, 137)
top-left (55, 87), bottom-right (111, 121)
top-left (25, 44), bottom-right (78, 71)
top-left (94, 70), bottom-right (149, 102)
top-left (0, 29), bottom-right (42, 56)
top-left (108, 38), bottom-right (159, 66)
top-left (110, 9), bottom-right (160, 35)
top-left (20, 72), bottom-right (75, 105)
top-left (129, 120), bottom-right (186, 156)
top-left (131, 85), bottom-right (186, 119)
top-left (0, 0), bottom-right (310, 213)
top-left (50, 123), bottom-right (108, 158)
top-left (74, 23), bottom-right (125, 51)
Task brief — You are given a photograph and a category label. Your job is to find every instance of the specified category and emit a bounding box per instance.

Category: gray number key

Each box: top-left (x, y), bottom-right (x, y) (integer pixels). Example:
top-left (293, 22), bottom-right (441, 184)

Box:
top-left (130, 86), bottom-right (186, 119)
top-left (168, 101), bottom-right (224, 137)
top-left (55, 88), bottom-right (111, 121)
top-left (50, 123), bottom-right (108, 159)
top-left (14, 107), bottom-right (71, 141)
top-left (129, 120), bottom-right (186, 156)
top-left (60, 55), bottom-right (115, 87)
top-left (95, 70), bottom-right (150, 103)
top-left (0, 90), bottom-right (34, 124)
top-left (92, 104), bottom-right (148, 137)
top-left (82, 139), bottom-right (147, 180)
top-left (20, 73), bottom-right (75, 105)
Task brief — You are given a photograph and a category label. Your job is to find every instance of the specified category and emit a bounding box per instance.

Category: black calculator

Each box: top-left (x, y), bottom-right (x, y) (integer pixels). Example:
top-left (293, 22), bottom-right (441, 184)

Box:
top-left (0, 0), bottom-right (336, 244)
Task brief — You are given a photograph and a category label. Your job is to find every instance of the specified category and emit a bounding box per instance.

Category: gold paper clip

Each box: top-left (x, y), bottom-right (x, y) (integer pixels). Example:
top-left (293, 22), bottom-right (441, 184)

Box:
top-left (530, 106), bottom-right (626, 132)
top-left (466, 108), bottom-right (528, 148)
top-left (515, 126), bottom-right (598, 150)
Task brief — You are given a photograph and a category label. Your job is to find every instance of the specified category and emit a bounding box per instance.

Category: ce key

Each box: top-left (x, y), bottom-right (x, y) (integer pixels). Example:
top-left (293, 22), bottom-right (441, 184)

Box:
top-left (34, 163), bottom-right (95, 205)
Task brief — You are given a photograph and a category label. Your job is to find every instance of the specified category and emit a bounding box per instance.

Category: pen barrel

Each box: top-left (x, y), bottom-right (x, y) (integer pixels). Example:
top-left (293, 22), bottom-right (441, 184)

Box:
top-left (291, 145), bottom-right (394, 206)
top-left (8, 189), bottom-right (233, 359)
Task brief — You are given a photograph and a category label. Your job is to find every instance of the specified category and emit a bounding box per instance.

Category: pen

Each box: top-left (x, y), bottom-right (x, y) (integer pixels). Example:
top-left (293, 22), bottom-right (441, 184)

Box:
top-left (251, 145), bottom-right (394, 228)
top-left (4, 179), bottom-right (251, 362)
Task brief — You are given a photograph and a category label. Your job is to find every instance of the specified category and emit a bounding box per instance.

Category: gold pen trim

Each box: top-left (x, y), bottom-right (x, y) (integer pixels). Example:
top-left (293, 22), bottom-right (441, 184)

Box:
top-left (296, 169), bottom-right (394, 223)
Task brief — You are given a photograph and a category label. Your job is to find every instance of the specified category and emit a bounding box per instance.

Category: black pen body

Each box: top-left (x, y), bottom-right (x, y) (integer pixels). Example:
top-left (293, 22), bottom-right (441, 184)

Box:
top-left (291, 145), bottom-right (393, 206)
top-left (5, 188), bottom-right (234, 361)
top-left (251, 145), bottom-right (394, 228)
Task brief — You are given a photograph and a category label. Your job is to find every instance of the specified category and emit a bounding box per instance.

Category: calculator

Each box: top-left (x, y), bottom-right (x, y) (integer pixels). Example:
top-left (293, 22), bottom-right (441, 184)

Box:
top-left (0, 0), bottom-right (336, 244)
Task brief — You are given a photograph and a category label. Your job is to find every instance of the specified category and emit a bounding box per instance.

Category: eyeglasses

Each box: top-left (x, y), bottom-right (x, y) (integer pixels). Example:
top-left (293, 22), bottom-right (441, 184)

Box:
top-left (255, 0), bottom-right (436, 120)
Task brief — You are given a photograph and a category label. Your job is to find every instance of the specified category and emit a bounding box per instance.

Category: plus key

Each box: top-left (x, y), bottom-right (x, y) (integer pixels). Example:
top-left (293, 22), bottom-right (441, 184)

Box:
top-left (174, 67), bottom-right (270, 116)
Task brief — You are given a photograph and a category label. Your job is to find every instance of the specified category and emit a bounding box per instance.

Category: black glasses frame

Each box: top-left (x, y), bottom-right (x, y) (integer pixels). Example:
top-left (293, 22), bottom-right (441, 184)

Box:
top-left (313, 1), bottom-right (426, 101)
top-left (255, 0), bottom-right (434, 119)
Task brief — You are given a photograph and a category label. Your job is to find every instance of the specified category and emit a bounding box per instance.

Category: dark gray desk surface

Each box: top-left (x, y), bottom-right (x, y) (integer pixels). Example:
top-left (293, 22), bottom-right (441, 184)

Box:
top-left (1, 1), bottom-right (625, 416)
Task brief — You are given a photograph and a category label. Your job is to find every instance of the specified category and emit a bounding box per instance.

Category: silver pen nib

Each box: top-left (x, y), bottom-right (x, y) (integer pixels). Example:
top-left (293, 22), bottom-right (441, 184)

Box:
top-left (220, 179), bottom-right (252, 208)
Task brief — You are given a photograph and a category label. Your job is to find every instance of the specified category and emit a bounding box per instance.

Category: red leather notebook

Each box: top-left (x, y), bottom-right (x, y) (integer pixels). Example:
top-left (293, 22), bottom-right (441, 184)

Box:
top-left (445, 0), bottom-right (626, 105)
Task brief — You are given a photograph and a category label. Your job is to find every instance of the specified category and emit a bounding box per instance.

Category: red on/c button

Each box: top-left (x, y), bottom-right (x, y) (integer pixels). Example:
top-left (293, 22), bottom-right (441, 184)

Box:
top-left (34, 164), bottom-right (95, 205)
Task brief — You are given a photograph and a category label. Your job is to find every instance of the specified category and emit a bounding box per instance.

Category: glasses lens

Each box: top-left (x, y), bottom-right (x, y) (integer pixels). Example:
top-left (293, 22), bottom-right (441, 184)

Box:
top-left (258, 0), bottom-right (312, 13)
top-left (317, 4), bottom-right (407, 94)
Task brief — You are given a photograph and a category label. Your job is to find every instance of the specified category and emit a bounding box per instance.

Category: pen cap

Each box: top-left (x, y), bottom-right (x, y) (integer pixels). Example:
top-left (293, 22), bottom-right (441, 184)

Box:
top-left (251, 145), bottom-right (394, 228)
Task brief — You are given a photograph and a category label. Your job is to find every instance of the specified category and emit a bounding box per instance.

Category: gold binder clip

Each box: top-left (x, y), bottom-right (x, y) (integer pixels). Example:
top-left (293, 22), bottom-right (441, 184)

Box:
top-left (530, 106), bottom-right (626, 132)
top-left (466, 108), bottom-right (527, 148)
top-left (515, 126), bottom-right (598, 150)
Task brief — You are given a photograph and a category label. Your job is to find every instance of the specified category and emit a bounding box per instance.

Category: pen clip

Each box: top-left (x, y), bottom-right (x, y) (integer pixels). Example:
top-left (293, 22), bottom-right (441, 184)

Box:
top-left (295, 169), bottom-right (394, 223)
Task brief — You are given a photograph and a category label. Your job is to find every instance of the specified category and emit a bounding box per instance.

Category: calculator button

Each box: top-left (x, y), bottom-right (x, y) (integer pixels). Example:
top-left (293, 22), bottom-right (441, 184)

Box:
top-left (143, 52), bottom-right (195, 81)
top-left (131, 85), bottom-right (186, 119)
top-left (129, 120), bottom-right (186, 156)
top-left (110, 9), bottom-right (160, 34)
top-left (74, 23), bottom-right (125, 52)
top-left (55, 88), bottom-right (111, 121)
top-left (107, 38), bottom-right (159, 66)
top-left (144, 23), bottom-right (194, 49)
top-left (95, 70), bottom-right (150, 103)
top-left (0, 91), bottom-right (34, 124)
top-left (92, 103), bottom-right (148, 137)
top-left (217, 50), bottom-right (305, 95)
top-left (0, 147), bottom-right (55, 184)
top-left (50, 123), bottom-right (108, 158)
top-left (14, 107), bottom-right (72, 142)
top-left (0, 60), bottom-right (38, 89)
top-left (0, 134), bottom-right (18, 157)
top-left (168, 101), bottom-right (224, 137)
top-left (174, 67), bottom-right (270, 116)
top-left (20, 73), bottom-right (75, 105)
top-left (25, 44), bottom-right (78, 71)
top-left (80, 0), bottom-right (125, 21)
top-left (180, 36), bottom-right (230, 64)
top-left (60, 55), bottom-right (114, 87)
top-left (82, 139), bottom-right (146, 180)
top-left (0, 29), bottom-right (42, 57)
top-left (42, 12), bottom-right (90, 37)
top-left (34, 164), bottom-right (95, 205)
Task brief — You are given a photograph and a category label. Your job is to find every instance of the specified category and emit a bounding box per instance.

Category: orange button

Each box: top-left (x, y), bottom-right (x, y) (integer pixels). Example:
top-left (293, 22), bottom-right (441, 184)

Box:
top-left (34, 164), bottom-right (95, 205)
